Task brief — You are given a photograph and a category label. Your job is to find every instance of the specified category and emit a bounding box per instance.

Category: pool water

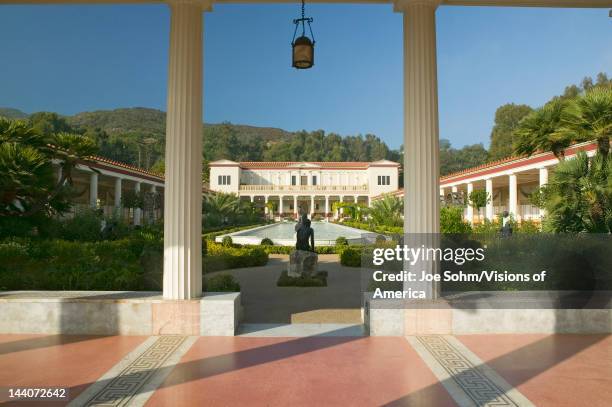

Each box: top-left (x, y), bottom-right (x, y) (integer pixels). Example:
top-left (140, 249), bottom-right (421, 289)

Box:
top-left (217, 222), bottom-right (372, 246)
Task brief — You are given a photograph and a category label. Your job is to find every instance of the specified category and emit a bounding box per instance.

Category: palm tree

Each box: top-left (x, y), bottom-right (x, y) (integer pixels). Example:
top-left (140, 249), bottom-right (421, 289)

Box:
top-left (514, 98), bottom-right (573, 161)
top-left (558, 87), bottom-right (612, 159)
top-left (368, 194), bottom-right (403, 227)
top-left (543, 151), bottom-right (611, 233)
top-left (0, 119), bottom-right (98, 218)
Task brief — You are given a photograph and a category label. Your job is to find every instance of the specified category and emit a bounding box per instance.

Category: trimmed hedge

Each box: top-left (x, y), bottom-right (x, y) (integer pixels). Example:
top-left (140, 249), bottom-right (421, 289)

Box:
top-left (204, 242), bottom-right (268, 273)
top-left (205, 273), bottom-right (241, 292)
top-left (337, 221), bottom-right (403, 235)
top-left (256, 245), bottom-right (338, 255)
top-left (0, 238), bottom-right (145, 291)
top-left (202, 223), bottom-right (267, 241)
top-left (340, 246), bottom-right (362, 267)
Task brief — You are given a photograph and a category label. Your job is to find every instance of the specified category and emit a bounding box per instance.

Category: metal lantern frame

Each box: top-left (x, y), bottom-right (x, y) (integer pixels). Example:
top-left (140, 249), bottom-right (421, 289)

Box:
top-left (291, 0), bottom-right (316, 69)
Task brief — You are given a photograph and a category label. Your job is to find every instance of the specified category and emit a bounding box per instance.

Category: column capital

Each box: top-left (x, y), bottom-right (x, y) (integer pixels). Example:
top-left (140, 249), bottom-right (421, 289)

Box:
top-left (394, 0), bottom-right (441, 12)
top-left (167, 0), bottom-right (212, 12)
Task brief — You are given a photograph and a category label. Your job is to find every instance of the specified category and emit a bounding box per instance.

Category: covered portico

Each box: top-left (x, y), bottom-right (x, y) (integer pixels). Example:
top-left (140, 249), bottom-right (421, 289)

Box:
top-left (2, 0), bottom-right (608, 300)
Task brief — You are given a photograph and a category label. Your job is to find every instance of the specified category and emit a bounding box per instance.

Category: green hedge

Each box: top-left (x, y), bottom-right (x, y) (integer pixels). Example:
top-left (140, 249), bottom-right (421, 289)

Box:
top-left (256, 245), bottom-right (338, 255)
top-left (205, 273), bottom-right (241, 292)
top-left (204, 242), bottom-right (269, 273)
top-left (340, 246), bottom-right (363, 267)
top-left (0, 238), bottom-right (145, 291)
top-left (337, 221), bottom-right (403, 235)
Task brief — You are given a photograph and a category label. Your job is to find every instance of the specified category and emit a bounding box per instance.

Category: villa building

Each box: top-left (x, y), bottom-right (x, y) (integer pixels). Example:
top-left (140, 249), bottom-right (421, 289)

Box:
top-left (53, 156), bottom-right (167, 224)
top-left (375, 140), bottom-right (600, 224)
top-left (209, 159), bottom-right (400, 219)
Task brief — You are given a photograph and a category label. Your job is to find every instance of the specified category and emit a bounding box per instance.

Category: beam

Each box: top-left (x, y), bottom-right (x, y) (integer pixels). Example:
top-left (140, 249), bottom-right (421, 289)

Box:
top-left (0, 0), bottom-right (609, 7)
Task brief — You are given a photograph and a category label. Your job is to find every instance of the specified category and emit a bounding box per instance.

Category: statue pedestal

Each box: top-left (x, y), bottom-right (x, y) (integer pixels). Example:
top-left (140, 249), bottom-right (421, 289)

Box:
top-left (288, 250), bottom-right (318, 278)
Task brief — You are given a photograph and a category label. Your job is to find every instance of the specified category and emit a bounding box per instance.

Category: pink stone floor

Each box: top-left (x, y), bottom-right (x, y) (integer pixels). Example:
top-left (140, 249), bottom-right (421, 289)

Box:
top-left (0, 333), bottom-right (609, 407)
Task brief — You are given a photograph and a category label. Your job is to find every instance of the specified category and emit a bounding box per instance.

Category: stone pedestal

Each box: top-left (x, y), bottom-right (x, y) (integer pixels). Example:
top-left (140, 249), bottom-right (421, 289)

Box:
top-left (288, 250), bottom-right (318, 278)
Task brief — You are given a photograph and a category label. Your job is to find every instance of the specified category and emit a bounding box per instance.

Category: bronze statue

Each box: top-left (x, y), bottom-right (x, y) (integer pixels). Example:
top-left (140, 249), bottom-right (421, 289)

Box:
top-left (296, 218), bottom-right (315, 252)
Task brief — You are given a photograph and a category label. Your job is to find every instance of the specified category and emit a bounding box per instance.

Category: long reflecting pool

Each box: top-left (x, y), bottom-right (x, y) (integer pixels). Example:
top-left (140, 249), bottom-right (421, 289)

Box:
top-left (216, 222), bottom-right (372, 246)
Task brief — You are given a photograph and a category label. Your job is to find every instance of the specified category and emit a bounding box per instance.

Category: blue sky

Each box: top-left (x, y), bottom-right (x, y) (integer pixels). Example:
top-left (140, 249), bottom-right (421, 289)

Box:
top-left (0, 4), bottom-right (609, 149)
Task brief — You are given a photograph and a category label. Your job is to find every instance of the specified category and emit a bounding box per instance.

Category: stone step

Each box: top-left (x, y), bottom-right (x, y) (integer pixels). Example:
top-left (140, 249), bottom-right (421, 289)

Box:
top-left (237, 323), bottom-right (367, 337)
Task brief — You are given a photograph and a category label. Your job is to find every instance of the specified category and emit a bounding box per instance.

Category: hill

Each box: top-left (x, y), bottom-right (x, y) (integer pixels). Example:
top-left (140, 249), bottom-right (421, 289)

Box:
top-left (0, 107), bottom-right (29, 119)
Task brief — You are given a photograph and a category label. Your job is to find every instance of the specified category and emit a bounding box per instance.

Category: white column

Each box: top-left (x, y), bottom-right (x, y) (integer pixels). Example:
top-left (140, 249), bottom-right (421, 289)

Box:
top-left (396, 0), bottom-right (440, 235)
top-left (325, 196), bottom-right (330, 221)
top-left (250, 195), bottom-right (255, 203)
top-left (114, 177), bottom-right (122, 209)
top-left (163, 0), bottom-right (208, 300)
top-left (89, 172), bottom-right (98, 208)
top-left (485, 178), bottom-right (494, 220)
top-left (539, 167), bottom-right (548, 218)
top-left (339, 195), bottom-right (344, 217)
top-left (293, 196), bottom-right (298, 217)
top-left (509, 173), bottom-right (518, 219)
top-left (134, 182), bottom-right (142, 226)
top-left (466, 182), bottom-right (474, 224)
top-left (150, 184), bottom-right (157, 222)
top-left (279, 196), bottom-right (284, 216)
top-left (264, 195), bottom-right (269, 215)
top-left (310, 195), bottom-right (315, 217)
top-left (439, 187), bottom-right (445, 197)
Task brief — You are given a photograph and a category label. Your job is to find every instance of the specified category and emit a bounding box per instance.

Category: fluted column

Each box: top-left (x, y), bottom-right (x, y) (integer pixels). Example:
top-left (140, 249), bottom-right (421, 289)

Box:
top-left (163, 0), bottom-right (210, 300)
top-left (485, 178), bottom-right (494, 220)
top-left (539, 167), bottom-right (548, 219)
top-left (89, 172), bottom-right (98, 208)
top-left (396, 0), bottom-right (440, 234)
top-left (114, 178), bottom-right (122, 209)
top-left (509, 173), bottom-right (518, 219)
top-left (134, 182), bottom-right (142, 226)
top-left (466, 182), bottom-right (474, 224)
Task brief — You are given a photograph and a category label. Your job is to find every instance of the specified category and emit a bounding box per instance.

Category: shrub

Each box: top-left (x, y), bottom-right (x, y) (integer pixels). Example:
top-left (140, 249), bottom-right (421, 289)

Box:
top-left (276, 270), bottom-right (327, 287)
top-left (59, 209), bottom-right (103, 241)
top-left (335, 236), bottom-right (348, 246)
top-left (204, 242), bottom-right (268, 273)
top-left (205, 273), bottom-right (241, 292)
top-left (221, 235), bottom-right (233, 247)
top-left (375, 234), bottom-right (386, 244)
top-left (340, 246), bottom-right (362, 267)
top-left (440, 206), bottom-right (472, 234)
top-left (260, 237), bottom-right (274, 245)
top-left (202, 238), bottom-right (208, 256)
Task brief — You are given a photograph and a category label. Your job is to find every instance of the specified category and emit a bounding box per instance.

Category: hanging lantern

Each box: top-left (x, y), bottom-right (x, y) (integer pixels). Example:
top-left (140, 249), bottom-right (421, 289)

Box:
top-left (292, 0), bottom-right (315, 69)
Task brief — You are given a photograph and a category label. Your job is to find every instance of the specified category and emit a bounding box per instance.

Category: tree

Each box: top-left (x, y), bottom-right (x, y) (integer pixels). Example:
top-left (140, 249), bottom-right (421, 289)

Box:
top-left (440, 139), bottom-right (489, 176)
top-left (0, 118), bottom-right (98, 220)
top-left (489, 104), bottom-right (533, 160)
top-left (558, 87), bottom-right (612, 159)
top-left (467, 189), bottom-right (490, 213)
top-left (368, 194), bottom-right (403, 227)
top-left (542, 151), bottom-right (611, 233)
top-left (513, 98), bottom-right (572, 161)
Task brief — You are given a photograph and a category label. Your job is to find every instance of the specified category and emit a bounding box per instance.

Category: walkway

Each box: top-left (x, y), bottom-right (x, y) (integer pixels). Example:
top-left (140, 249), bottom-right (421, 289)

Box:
top-left (0, 333), bottom-right (609, 406)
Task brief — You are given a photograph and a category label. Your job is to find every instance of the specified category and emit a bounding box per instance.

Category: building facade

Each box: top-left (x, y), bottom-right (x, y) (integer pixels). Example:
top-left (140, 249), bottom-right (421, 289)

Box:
top-left (209, 159), bottom-right (400, 219)
top-left (376, 140), bottom-right (600, 224)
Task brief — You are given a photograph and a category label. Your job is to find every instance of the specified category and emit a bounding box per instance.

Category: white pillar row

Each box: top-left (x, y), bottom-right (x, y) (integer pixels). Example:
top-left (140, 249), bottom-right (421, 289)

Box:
top-left (485, 178), bottom-right (494, 220)
top-left (396, 0), bottom-right (440, 235)
top-left (114, 177), bottom-right (122, 209)
top-left (134, 182), bottom-right (142, 226)
top-left (539, 167), bottom-right (548, 219)
top-left (466, 182), bottom-right (474, 224)
top-left (89, 172), bottom-right (98, 208)
top-left (163, 0), bottom-right (209, 300)
top-left (508, 173), bottom-right (518, 220)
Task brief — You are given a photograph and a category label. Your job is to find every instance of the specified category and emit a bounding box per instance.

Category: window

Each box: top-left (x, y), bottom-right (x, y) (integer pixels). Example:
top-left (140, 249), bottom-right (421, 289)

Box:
top-left (218, 175), bottom-right (231, 185)
top-left (291, 175), bottom-right (297, 185)
top-left (312, 176), bottom-right (317, 186)
top-left (377, 175), bottom-right (391, 186)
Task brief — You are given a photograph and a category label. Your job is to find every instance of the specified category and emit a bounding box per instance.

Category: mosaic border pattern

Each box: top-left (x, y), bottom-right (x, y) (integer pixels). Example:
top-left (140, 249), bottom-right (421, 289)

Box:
top-left (416, 336), bottom-right (521, 407)
top-left (81, 335), bottom-right (187, 407)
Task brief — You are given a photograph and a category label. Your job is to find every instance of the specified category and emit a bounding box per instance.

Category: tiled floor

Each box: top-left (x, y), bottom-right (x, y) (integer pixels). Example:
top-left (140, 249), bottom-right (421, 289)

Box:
top-left (0, 333), bottom-right (609, 407)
